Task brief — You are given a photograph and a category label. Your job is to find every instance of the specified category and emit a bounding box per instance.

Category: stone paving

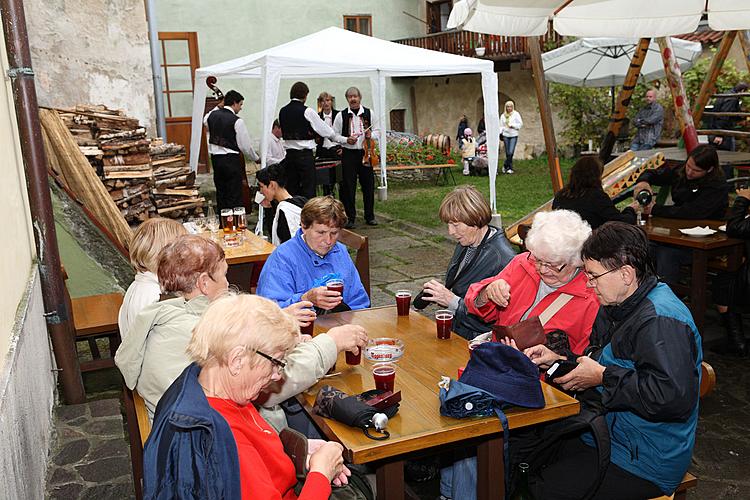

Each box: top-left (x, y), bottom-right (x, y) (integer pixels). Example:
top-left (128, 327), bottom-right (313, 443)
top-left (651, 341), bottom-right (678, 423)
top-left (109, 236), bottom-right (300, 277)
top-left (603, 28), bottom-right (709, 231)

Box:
top-left (44, 206), bottom-right (750, 499)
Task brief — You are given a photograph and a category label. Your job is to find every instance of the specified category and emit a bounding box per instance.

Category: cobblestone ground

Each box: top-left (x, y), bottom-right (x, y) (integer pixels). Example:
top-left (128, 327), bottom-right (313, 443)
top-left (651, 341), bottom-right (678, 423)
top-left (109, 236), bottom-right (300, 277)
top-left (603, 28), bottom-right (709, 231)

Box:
top-left (45, 209), bottom-right (750, 499)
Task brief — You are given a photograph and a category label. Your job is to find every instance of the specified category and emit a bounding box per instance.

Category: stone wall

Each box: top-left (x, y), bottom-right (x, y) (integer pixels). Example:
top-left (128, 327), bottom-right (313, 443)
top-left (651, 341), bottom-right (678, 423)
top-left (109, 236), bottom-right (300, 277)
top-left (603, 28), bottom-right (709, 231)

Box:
top-left (0, 270), bottom-right (57, 500)
top-left (412, 63), bottom-right (556, 159)
top-left (26, 0), bottom-right (156, 131)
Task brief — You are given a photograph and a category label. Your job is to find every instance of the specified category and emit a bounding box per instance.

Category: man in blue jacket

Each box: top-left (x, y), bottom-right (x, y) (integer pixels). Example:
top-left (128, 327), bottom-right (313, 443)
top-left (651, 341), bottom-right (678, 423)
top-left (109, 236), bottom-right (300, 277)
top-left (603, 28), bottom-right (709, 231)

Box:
top-left (258, 196), bottom-right (370, 311)
top-left (524, 222), bottom-right (702, 499)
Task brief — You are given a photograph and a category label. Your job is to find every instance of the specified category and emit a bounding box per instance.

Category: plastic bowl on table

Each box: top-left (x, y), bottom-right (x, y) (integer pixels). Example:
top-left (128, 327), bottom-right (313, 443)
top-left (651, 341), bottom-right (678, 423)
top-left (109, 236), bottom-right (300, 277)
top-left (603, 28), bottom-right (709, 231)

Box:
top-left (364, 338), bottom-right (405, 363)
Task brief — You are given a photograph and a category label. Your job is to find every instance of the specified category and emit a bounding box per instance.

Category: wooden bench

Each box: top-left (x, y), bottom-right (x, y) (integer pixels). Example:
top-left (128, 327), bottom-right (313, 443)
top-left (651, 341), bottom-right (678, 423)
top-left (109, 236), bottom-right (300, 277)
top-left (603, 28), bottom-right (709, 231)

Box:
top-left (649, 361), bottom-right (715, 500)
top-left (61, 266), bottom-right (123, 373)
top-left (385, 164), bottom-right (456, 185)
top-left (339, 228), bottom-right (371, 298)
top-left (123, 387), bottom-right (151, 500)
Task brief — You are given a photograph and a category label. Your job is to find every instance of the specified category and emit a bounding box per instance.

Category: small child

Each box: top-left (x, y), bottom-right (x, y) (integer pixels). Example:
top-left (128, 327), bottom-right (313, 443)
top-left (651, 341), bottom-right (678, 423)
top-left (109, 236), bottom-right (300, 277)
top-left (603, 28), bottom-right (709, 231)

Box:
top-left (460, 128), bottom-right (477, 175)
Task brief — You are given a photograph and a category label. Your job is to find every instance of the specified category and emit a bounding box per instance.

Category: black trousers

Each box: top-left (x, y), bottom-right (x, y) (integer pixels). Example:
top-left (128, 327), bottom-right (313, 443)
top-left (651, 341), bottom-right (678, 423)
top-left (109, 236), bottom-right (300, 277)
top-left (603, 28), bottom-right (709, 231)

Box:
top-left (527, 437), bottom-right (663, 500)
top-left (317, 146), bottom-right (340, 196)
top-left (211, 153), bottom-right (245, 211)
top-left (340, 148), bottom-right (375, 223)
top-left (285, 148), bottom-right (316, 199)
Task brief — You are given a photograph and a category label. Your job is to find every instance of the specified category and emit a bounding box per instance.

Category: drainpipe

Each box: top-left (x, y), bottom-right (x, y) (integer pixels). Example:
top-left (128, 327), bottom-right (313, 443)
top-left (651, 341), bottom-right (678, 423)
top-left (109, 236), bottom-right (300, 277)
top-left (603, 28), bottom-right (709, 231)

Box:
top-left (145, 0), bottom-right (167, 139)
top-left (1, 0), bottom-right (86, 403)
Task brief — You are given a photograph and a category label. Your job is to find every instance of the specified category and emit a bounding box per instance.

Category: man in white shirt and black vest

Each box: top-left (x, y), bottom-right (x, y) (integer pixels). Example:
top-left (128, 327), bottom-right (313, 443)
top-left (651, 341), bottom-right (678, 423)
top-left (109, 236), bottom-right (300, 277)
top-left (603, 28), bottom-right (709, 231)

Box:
top-left (333, 86), bottom-right (377, 228)
top-left (279, 82), bottom-right (343, 200)
top-left (206, 90), bottom-right (259, 211)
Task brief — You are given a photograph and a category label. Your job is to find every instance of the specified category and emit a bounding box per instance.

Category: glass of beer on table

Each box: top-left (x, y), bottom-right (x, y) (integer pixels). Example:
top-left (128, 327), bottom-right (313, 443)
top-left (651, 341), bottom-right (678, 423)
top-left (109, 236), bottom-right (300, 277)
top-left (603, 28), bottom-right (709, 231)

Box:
top-left (233, 207), bottom-right (246, 232)
top-left (220, 209), bottom-right (234, 233)
top-left (326, 278), bottom-right (344, 296)
top-left (395, 290), bottom-right (411, 316)
top-left (435, 309), bottom-right (453, 339)
top-left (345, 346), bottom-right (361, 365)
top-left (372, 363), bottom-right (396, 392)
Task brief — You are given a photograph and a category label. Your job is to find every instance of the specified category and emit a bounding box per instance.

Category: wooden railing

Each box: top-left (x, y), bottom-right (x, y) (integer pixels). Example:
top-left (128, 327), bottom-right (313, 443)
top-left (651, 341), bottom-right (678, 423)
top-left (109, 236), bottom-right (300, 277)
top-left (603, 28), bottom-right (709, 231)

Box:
top-left (393, 30), bottom-right (564, 60)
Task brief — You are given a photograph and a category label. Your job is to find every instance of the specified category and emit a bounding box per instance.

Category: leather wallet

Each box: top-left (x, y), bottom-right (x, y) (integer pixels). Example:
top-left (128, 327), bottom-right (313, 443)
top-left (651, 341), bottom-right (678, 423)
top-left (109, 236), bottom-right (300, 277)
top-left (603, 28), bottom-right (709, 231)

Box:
top-left (491, 315), bottom-right (546, 350)
top-left (279, 427), bottom-right (308, 480)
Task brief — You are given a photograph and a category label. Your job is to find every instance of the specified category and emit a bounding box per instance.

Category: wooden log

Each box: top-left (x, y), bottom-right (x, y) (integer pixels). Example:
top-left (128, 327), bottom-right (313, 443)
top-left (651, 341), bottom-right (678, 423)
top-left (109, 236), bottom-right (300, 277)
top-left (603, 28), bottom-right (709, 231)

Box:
top-left (157, 198), bottom-right (206, 214)
top-left (601, 38), bottom-right (650, 161)
top-left (103, 163), bottom-right (152, 173)
top-left (657, 37), bottom-right (699, 153)
top-left (104, 170), bottom-right (153, 180)
top-left (39, 108), bottom-right (133, 250)
top-left (103, 152), bottom-right (151, 166)
top-left (529, 36), bottom-right (563, 192)
top-left (693, 31), bottom-right (737, 126)
top-left (152, 188), bottom-right (199, 197)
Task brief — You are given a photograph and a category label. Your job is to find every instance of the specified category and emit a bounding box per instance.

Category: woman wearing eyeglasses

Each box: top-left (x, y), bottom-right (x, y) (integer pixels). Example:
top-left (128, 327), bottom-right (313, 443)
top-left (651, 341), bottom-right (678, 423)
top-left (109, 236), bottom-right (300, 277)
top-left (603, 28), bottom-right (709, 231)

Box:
top-left (144, 294), bottom-right (351, 499)
top-left (464, 209), bottom-right (600, 354)
top-left (115, 234), bottom-right (367, 425)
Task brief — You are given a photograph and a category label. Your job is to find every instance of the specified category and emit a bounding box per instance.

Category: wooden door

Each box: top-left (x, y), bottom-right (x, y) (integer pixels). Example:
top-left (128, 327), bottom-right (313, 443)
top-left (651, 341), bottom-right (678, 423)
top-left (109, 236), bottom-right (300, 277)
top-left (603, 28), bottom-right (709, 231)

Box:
top-left (158, 32), bottom-right (209, 172)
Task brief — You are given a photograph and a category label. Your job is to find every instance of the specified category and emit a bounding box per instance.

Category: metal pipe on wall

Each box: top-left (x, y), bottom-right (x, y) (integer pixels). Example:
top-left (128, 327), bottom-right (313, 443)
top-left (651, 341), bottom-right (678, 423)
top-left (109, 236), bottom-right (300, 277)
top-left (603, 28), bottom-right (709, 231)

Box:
top-left (145, 0), bottom-right (167, 140)
top-left (0, 0), bottom-right (85, 403)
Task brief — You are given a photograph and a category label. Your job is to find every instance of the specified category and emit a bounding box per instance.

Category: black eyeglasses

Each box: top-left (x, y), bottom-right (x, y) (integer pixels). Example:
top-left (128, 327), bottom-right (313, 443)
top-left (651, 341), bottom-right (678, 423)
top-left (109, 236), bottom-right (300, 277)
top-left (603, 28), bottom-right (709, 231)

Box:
top-left (527, 253), bottom-right (567, 273)
top-left (254, 350), bottom-right (287, 371)
top-left (583, 267), bottom-right (620, 283)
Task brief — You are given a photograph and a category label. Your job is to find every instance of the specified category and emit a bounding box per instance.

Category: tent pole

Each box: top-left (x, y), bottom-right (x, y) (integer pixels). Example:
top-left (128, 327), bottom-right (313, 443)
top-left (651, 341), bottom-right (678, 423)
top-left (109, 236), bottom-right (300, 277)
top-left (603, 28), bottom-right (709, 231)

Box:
top-left (600, 37), bottom-right (650, 161)
top-left (692, 31), bottom-right (737, 127)
top-left (737, 31), bottom-right (750, 75)
top-left (528, 36), bottom-right (563, 192)
top-left (657, 37), bottom-right (699, 153)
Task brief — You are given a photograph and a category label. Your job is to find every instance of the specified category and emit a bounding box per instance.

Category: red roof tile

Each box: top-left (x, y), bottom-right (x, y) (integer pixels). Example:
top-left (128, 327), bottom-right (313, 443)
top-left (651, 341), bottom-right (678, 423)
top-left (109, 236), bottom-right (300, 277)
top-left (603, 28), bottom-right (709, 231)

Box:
top-left (675, 30), bottom-right (724, 44)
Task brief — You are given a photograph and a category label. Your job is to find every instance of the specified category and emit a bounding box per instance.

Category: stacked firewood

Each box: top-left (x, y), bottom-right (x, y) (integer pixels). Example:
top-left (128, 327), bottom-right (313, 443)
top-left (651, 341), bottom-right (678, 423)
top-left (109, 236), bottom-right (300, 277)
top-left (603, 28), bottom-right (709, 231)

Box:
top-left (57, 104), bottom-right (203, 223)
top-left (150, 141), bottom-right (204, 218)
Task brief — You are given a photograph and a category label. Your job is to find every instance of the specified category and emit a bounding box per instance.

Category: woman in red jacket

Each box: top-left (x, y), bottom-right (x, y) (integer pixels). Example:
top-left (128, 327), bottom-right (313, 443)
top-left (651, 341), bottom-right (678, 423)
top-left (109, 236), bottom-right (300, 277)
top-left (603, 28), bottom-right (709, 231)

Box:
top-left (465, 209), bottom-right (600, 354)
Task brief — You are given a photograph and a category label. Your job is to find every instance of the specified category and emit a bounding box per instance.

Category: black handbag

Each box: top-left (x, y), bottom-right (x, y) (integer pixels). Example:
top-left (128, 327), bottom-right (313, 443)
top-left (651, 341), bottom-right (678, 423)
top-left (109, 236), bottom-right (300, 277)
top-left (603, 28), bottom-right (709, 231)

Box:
top-left (313, 385), bottom-right (399, 440)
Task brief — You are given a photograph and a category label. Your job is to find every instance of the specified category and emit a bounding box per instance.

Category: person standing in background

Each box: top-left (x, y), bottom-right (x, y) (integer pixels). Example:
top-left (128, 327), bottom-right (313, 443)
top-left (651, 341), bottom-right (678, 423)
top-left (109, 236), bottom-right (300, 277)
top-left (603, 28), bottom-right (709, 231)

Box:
top-left (267, 119), bottom-right (286, 166)
top-left (333, 86), bottom-right (377, 228)
top-left (316, 92), bottom-right (341, 196)
top-left (456, 114), bottom-right (469, 144)
top-left (500, 101), bottom-right (523, 174)
top-left (279, 82), bottom-right (344, 199)
top-left (206, 90), bottom-right (259, 211)
top-left (630, 89), bottom-right (664, 151)
top-left (709, 82), bottom-right (748, 179)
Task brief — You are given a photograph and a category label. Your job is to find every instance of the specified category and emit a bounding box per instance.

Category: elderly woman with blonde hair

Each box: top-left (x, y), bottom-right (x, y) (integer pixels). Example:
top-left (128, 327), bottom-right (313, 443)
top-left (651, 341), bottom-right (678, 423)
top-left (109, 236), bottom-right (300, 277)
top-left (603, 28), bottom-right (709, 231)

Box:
top-left (118, 217), bottom-right (187, 337)
top-left (464, 209), bottom-right (599, 354)
top-left (417, 186), bottom-right (516, 339)
top-left (143, 294), bottom-right (353, 499)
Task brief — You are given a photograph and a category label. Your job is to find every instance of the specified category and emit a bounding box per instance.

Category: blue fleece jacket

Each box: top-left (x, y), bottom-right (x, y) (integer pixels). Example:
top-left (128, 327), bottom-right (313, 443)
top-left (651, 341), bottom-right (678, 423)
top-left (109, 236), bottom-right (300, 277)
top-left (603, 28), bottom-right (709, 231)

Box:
top-left (257, 229), bottom-right (370, 310)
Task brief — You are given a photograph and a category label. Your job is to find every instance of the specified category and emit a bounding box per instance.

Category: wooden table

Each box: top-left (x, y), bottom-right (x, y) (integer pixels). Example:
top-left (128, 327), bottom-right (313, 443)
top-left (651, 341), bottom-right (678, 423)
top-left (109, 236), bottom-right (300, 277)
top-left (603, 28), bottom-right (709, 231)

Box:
top-left (299, 306), bottom-right (579, 500)
top-left (643, 217), bottom-right (744, 329)
top-left (200, 230), bottom-right (275, 290)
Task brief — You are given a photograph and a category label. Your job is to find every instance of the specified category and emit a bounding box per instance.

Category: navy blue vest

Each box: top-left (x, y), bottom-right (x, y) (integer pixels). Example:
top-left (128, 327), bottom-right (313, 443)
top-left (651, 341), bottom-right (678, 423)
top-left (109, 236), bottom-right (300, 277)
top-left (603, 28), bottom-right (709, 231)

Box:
top-left (207, 108), bottom-right (240, 152)
top-left (341, 107), bottom-right (371, 138)
top-left (279, 100), bottom-right (314, 141)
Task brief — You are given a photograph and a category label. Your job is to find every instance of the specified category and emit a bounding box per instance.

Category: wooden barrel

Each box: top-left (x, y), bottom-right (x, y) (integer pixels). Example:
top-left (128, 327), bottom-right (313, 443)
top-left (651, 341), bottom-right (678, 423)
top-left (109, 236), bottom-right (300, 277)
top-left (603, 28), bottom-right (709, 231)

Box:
top-left (424, 134), bottom-right (451, 154)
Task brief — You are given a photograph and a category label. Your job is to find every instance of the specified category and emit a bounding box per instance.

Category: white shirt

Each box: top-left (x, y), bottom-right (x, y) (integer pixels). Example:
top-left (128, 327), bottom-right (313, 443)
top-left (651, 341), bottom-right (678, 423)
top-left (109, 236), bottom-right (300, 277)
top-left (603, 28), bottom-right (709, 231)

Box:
top-left (205, 107), bottom-right (259, 161)
top-left (284, 99), bottom-right (346, 150)
top-left (118, 271), bottom-right (161, 340)
top-left (268, 132), bottom-right (286, 165)
top-left (500, 111), bottom-right (523, 138)
top-left (333, 107), bottom-right (377, 150)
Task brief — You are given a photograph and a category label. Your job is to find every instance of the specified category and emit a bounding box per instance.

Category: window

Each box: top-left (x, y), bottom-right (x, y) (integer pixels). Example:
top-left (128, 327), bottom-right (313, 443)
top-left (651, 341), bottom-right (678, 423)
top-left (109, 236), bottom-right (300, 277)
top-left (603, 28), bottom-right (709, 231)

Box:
top-left (390, 109), bottom-right (405, 132)
top-left (158, 32), bottom-right (200, 118)
top-left (426, 1), bottom-right (452, 33)
top-left (344, 15), bottom-right (372, 36)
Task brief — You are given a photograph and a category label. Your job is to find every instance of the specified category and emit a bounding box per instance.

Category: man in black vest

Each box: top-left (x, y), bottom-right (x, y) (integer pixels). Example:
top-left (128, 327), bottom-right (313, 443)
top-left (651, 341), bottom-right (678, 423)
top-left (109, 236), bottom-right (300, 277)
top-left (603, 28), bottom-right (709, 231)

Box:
top-left (206, 90), bottom-right (259, 211)
top-left (316, 91), bottom-right (341, 195)
top-left (279, 82), bottom-right (343, 199)
top-left (333, 86), bottom-right (377, 227)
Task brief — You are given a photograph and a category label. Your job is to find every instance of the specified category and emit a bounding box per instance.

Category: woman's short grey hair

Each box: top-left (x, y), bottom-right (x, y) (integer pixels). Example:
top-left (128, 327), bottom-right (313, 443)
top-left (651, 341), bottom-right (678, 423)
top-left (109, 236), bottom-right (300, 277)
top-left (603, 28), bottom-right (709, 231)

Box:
top-left (525, 210), bottom-right (592, 267)
top-left (186, 294), bottom-right (298, 368)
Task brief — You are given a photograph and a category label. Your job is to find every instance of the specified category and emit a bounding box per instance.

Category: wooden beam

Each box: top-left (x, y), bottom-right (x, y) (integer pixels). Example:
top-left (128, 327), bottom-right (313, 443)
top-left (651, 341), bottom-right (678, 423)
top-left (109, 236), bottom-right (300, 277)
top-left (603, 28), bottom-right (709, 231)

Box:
top-left (702, 111), bottom-right (750, 118)
top-left (693, 31), bottom-right (737, 126)
top-left (600, 38), bottom-right (650, 161)
top-left (696, 129), bottom-right (750, 138)
top-left (528, 36), bottom-right (563, 192)
top-left (739, 30), bottom-right (750, 73)
top-left (657, 37), bottom-right (699, 153)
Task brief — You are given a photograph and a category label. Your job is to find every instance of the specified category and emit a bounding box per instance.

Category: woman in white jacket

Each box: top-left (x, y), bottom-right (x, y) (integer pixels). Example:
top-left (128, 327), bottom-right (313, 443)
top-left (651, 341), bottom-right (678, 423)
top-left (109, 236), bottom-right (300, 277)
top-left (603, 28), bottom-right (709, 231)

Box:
top-left (500, 100), bottom-right (523, 174)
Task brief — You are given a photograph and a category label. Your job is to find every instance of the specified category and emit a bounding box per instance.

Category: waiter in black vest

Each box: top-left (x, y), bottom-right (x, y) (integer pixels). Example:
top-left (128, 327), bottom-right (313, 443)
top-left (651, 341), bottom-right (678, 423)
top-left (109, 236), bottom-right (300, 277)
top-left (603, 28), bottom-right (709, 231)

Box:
top-left (333, 86), bottom-right (377, 228)
top-left (279, 82), bottom-right (343, 199)
top-left (206, 90), bottom-right (259, 211)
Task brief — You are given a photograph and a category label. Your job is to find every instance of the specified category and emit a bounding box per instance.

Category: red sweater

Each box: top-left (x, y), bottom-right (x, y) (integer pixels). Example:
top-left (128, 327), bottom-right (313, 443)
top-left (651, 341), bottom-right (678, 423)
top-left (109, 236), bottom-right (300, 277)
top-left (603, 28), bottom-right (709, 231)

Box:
top-left (465, 252), bottom-right (600, 354)
top-left (208, 398), bottom-right (331, 500)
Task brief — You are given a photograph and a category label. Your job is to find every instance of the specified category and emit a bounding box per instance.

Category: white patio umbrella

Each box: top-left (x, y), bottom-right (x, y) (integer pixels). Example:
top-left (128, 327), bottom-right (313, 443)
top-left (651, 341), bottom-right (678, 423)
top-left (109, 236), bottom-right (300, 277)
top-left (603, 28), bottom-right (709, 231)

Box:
top-left (542, 37), bottom-right (702, 88)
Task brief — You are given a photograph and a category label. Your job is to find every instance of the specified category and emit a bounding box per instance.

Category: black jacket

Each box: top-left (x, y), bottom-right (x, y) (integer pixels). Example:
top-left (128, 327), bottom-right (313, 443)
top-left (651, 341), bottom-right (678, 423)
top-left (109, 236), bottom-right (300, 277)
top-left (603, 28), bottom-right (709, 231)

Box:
top-left (447, 226), bottom-right (516, 339)
top-left (552, 188), bottom-right (636, 229)
top-left (637, 165), bottom-right (728, 219)
top-left (726, 195), bottom-right (750, 308)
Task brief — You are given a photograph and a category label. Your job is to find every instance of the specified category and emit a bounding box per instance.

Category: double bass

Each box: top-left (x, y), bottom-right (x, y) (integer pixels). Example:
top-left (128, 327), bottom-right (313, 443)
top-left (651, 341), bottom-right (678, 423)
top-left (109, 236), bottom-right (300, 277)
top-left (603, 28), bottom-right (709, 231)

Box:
top-left (205, 76), bottom-right (254, 214)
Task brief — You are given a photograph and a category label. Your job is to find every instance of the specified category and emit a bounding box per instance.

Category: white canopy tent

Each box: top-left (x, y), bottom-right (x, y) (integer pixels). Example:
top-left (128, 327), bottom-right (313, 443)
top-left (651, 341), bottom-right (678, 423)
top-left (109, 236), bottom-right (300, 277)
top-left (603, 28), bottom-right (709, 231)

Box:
top-left (190, 27), bottom-right (503, 211)
top-left (447, 0), bottom-right (750, 37)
